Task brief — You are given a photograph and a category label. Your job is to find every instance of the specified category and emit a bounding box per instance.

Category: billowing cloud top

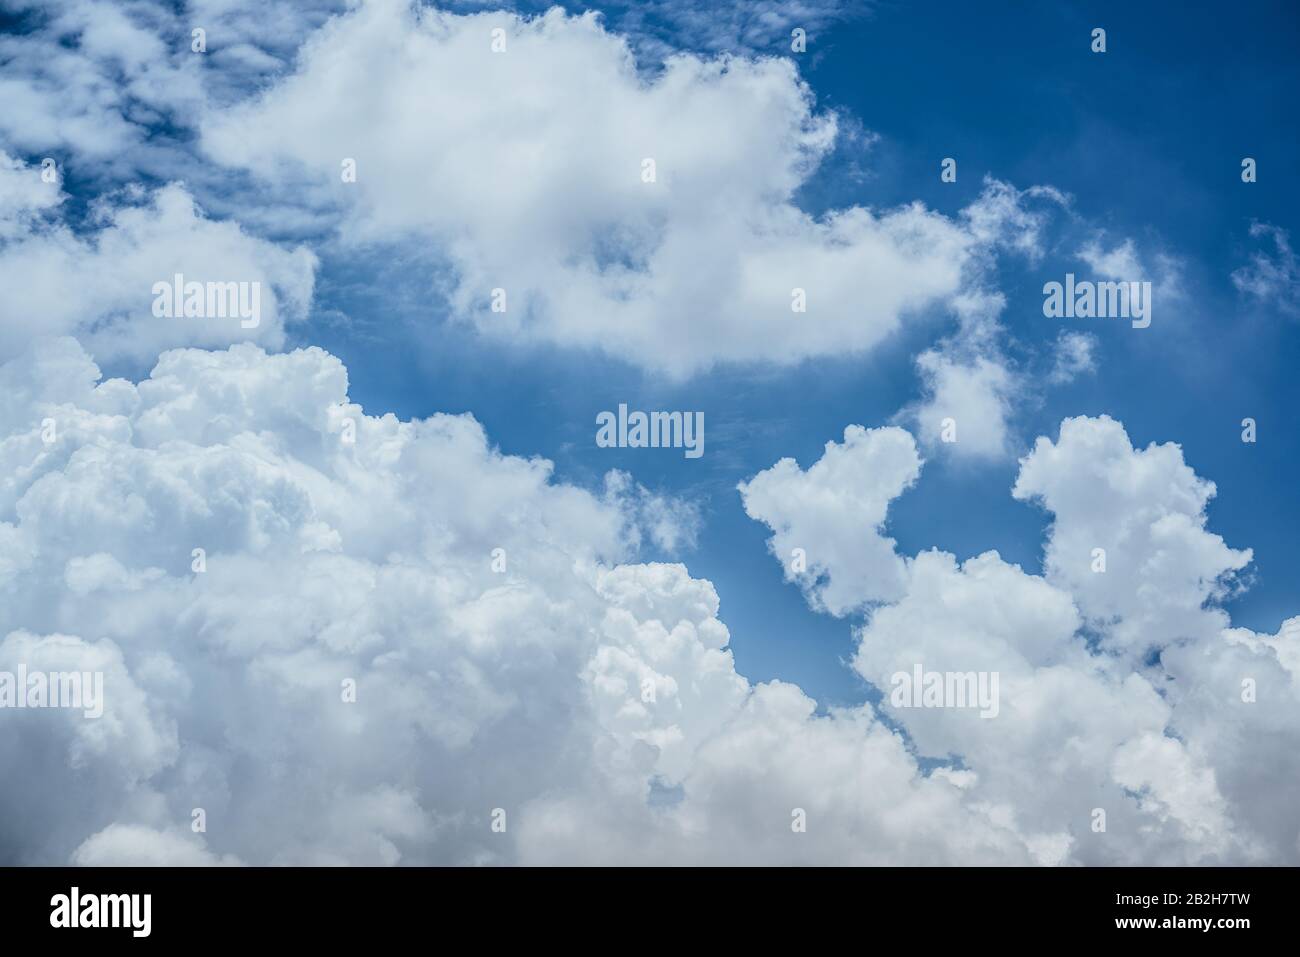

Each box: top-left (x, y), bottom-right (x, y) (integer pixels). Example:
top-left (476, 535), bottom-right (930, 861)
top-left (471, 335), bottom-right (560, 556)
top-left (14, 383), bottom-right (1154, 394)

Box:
top-left (1, 340), bottom-right (1295, 865)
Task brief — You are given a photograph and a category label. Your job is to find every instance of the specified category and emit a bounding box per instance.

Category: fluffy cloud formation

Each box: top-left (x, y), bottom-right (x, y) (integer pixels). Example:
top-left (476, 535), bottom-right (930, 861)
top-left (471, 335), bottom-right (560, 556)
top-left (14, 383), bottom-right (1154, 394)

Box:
top-left (0, 177), bottom-right (317, 363)
top-left (0, 337), bottom-right (1028, 866)
top-left (853, 550), bottom-right (1243, 863)
top-left (746, 418), bottom-right (1297, 863)
top-left (738, 425), bottom-right (919, 615)
top-left (910, 351), bottom-right (1014, 459)
top-left (1013, 415), bottom-right (1251, 665)
top-left (201, 1), bottom-right (1052, 376)
top-left (0, 339), bottom-right (1295, 864)
top-left (0, 0), bottom-right (1074, 433)
top-left (0, 336), bottom-right (621, 865)
top-left (0, 0), bottom-right (1113, 424)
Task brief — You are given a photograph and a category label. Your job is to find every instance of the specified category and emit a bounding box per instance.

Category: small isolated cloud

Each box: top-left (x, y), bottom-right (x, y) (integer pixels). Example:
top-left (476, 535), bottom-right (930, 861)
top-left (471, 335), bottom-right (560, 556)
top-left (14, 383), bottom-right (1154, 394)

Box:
top-left (909, 351), bottom-right (1016, 460)
top-left (1077, 235), bottom-right (1183, 301)
top-left (1049, 330), bottom-right (1098, 384)
top-left (961, 179), bottom-right (1068, 264)
top-left (1078, 237), bottom-right (1142, 279)
top-left (1232, 221), bottom-right (1300, 317)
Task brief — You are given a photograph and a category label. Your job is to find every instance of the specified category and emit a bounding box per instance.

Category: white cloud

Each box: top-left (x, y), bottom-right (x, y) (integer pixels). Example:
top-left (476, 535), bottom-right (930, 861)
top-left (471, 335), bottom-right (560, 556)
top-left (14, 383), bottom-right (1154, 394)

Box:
top-left (852, 550), bottom-right (1241, 863)
top-left (961, 179), bottom-right (1066, 263)
top-left (201, 2), bottom-right (1056, 377)
top-left (1159, 617), bottom-right (1300, 858)
top-left (603, 470), bottom-right (701, 554)
top-left (910, 351), bottom-right (1015, 460)
top-left (1012, 415), bottom-right (1251, 665)
top-left (0, 628), bottom-right (178, 863)
top-left (742, 412), bottom-right (1293, 863)
top-left (1078, 235), bottom-right (1183, 301)
top-left (1078, 237), bottom-right (1142, 280)
top-left (896, 182), bottom-right (1067, 463)
top-left (72, 824), bottom-right (242, 866)
top-left (738, 425), bottom-right (919, 615)
top-left (0, 151), bottom-right (63, 239)
top-left (0, 2), bottom-right (1073, 400)
top-left (0, 339), bottom-right (1295, 864)
top-left (0, 183), bottom-right (317, 364)
top-left (1049, 330), bottom-right (1098, 384)
top-left (521, 677), bottom-right (1032, 865)
top-left (0, 336), bottom-right (626, 864)
top-left (0, 0), bottom-right (204, 169)
top-left (1, 338), bottom-right (1035, 865)
top-left (0, 0), bottom-right (345, 181)
top-left (1232, 221), bottom-right (1300, 317)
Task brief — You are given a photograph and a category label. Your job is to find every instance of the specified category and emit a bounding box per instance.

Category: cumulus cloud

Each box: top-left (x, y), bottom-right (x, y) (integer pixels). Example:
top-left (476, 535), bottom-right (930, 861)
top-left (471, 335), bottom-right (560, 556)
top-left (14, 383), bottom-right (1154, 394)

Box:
top-left (1013, 415), bottom-right (1251, 665)
top-left (199, 2), bottom-right (1058, 377)
top-left (0, 339), bottom-right (1295, 864)
top-left (910, 351), bottom-right (1015, 459)
top-left (0, 1), bottom-right (195, 161)
top-left (897, 289), bottom-right (1019, 461)
top-left (743, 415), bottom-right (1295, 863)
top-left (0, 629), bottom-right (177, 864)
top-left (0, 182), bottom-right (317, 364)
top-left (0, 337), bottom-right (631, 864)
top-left (739, 425), bottom-right (919, 615)
top-left (1, 1), bottom-right (1069, 393)
top-left (853, 550), bottom-right (1242, 863)
top-left (0, 337), bottom-right (1032, 866)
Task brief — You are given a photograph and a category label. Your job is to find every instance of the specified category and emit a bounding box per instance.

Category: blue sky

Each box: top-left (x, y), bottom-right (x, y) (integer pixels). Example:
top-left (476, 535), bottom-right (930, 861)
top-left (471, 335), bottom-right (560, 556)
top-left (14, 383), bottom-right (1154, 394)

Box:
top-left (276, 0), bottom-right (1300, 705)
